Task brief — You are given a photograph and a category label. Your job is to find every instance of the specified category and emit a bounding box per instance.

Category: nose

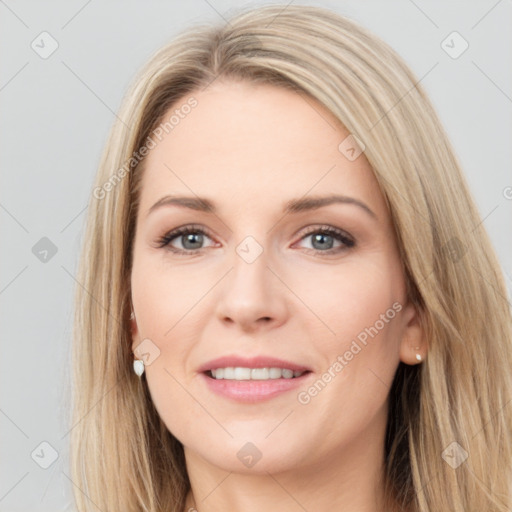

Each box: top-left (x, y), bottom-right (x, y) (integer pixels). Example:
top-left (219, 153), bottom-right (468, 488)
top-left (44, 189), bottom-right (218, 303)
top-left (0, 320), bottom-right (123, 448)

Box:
top-left (214, 242), bottom-right (289, 333)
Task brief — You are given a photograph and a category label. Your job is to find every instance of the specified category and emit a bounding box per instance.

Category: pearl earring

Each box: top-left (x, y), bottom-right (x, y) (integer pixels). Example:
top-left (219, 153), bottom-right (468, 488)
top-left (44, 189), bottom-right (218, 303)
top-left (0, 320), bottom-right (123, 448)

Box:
top-left (412, 346), bottom-right (423, 363)
top-left (133, 359), bottom-right (145, 377)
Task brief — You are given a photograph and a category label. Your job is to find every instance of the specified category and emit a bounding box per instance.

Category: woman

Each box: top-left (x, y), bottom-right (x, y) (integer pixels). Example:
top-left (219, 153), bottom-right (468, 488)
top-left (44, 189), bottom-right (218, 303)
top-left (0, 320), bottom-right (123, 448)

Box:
top-left (70, 4), bottom-right (512, 511)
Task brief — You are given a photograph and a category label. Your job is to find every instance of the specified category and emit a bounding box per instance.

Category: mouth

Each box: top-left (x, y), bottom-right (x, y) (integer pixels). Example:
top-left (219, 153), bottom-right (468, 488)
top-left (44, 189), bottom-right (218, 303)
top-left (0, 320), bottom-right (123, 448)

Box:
top-left (205, 367), bottom-right (312, 380)
top-left (198, 355), bottom-right (313, 402)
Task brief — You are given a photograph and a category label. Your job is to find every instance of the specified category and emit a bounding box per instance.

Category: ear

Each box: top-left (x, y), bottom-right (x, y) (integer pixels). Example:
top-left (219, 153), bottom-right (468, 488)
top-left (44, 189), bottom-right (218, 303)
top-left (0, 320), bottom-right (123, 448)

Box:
top-left (398, 302), bottom-right (427, 365)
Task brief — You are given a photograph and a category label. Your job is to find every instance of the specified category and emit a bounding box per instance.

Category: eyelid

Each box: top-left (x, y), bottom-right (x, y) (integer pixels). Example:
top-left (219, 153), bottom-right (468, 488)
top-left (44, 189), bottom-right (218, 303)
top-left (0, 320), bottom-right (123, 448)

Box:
top-left (297, 224), bottom-right (354, 241)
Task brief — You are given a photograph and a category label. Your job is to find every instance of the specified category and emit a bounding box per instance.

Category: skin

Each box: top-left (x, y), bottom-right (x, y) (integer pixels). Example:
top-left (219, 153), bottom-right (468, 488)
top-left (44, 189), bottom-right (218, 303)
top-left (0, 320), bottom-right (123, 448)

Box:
top-left (130, 79), bottom-right (425, 512)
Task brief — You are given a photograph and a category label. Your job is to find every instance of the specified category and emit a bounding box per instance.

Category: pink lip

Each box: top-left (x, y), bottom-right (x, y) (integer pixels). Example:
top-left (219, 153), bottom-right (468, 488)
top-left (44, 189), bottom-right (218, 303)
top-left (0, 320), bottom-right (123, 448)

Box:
top-left (200, 371), bottom-right (313, 403)
top-left (197, 355), bottom-right (312, 373)
top-left (197, 355), bottom-right (313, 403)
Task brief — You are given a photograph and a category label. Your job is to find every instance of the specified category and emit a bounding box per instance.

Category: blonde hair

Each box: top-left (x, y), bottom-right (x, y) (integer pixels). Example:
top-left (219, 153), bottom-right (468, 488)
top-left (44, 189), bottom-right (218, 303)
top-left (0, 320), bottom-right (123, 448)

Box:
top-left (70, 4), bottom-right (512, 511)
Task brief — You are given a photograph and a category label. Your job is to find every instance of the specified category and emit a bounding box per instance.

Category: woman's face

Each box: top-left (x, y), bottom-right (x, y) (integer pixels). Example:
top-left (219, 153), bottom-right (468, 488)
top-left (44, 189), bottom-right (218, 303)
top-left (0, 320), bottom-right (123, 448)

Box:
top-left (130, 79), bottom-right (422, 475)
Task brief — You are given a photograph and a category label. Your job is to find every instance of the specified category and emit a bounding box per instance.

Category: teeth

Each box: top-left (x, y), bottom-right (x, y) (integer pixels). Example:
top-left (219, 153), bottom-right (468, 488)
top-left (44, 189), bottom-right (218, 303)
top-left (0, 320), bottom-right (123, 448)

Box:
top-left (234, 367), bottom-right (250, 380)
top-left (251, 368), bottom-right (269, 380)
top-left (210, 367), bottom-right (306, 380)
top-left (282, 369), bottom-right (293, 379)
top-left (269, 367), bottom-right (281, 379)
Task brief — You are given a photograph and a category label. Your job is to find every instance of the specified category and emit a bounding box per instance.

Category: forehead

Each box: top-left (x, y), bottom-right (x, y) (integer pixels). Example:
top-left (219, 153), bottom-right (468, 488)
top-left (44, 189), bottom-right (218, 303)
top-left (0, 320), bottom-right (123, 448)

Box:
top-left (138, 80), bottom-right (387, 220)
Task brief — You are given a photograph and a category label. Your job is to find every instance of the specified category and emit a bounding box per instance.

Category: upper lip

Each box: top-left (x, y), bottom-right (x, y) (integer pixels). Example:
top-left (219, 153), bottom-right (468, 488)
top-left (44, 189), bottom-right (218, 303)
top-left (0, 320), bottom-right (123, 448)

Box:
top-left (198, 355), bottom-right (312, 373)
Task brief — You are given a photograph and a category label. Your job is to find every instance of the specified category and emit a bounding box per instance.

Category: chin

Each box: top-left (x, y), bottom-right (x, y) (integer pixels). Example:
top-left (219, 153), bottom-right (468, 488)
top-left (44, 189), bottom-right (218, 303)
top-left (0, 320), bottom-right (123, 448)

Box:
top-left (187, 436), bottom-right (306, 475)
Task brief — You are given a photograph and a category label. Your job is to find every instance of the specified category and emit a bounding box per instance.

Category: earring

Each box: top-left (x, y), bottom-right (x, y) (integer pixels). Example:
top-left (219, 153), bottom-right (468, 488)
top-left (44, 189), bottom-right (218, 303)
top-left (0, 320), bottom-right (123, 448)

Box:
top-left (133, 359), bottom-right (145, 377)
top-left (412, 346), bottom-right (423, 362)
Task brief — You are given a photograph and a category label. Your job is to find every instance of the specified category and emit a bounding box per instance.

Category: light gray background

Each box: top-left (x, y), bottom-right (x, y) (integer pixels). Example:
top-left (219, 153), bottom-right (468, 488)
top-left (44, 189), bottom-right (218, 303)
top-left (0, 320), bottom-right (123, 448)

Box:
top-left (1, 1), bottom-right (511, 510)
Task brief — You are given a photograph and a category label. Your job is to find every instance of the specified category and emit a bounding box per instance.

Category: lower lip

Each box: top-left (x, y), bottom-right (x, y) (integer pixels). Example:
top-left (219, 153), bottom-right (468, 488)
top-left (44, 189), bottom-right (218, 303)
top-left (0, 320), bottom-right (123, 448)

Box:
top-left (200, 372), bottom-right (312, 403)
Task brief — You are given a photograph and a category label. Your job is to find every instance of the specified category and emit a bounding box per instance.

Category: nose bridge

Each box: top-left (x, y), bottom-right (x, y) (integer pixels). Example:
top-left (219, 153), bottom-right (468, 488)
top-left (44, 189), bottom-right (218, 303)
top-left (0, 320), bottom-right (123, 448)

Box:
top-left (230, 233), bottom-right (273, 300)
top-left (214, 230), bottom-right (288, 328)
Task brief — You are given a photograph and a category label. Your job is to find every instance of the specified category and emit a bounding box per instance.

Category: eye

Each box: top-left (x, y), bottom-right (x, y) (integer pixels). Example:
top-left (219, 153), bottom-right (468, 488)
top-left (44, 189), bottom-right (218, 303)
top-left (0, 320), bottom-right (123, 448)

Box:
top-left (156, 224), bottom-right (216, 255)
top-left (294, 225), bottom-right (355, 255)
top-left (156, 224), bottom-right (355, 256)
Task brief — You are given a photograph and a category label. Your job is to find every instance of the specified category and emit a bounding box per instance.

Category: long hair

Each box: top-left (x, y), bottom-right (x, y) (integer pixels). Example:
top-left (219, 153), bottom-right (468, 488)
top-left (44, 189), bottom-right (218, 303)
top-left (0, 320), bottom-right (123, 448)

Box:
top-left (70, 5), bottom-right (512, 511)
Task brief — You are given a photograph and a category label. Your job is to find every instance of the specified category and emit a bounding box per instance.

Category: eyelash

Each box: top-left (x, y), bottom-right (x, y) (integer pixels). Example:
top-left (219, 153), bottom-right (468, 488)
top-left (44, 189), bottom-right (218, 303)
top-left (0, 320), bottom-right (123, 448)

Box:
top-left (156, 224), bottom-right (356, 256)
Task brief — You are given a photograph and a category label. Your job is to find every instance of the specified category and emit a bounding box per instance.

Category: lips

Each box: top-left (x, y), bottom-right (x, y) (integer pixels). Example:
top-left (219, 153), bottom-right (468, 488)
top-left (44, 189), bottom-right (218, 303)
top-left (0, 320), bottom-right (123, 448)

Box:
top-left (197, 355), bottom-right (314, 402)
top-left (197, 355), bottom-right (312, 374)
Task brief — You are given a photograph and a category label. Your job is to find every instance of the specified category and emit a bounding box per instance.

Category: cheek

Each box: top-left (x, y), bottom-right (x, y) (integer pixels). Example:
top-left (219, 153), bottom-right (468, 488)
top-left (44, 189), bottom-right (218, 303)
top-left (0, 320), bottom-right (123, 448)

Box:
top-left (302, 257), bottom-right (404, 413)
top-left (289, 267), bottom-right (403, 452)
top-left (305, 257), bottom-right (403, 347)
top-left (131, 256), bottom-right (211, 439)
top-left (131, 254), bottom-right (208, 337)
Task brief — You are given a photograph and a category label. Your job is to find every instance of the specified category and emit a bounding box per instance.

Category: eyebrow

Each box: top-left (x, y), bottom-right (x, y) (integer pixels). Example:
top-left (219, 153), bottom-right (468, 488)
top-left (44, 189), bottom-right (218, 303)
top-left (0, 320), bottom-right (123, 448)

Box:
top-left (146, 194), bottom-right (377, 220)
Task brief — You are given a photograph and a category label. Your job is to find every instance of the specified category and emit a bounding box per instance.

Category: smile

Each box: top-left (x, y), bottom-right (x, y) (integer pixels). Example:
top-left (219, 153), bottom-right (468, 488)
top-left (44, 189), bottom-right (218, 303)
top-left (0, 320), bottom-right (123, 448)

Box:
top-left (208, 367), bottom-right (308, 380)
